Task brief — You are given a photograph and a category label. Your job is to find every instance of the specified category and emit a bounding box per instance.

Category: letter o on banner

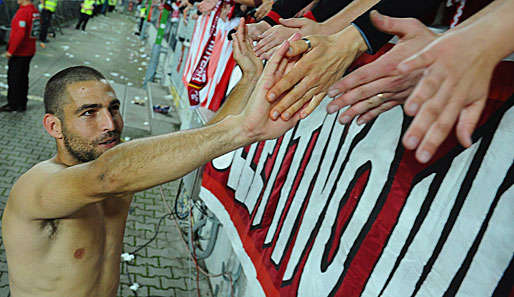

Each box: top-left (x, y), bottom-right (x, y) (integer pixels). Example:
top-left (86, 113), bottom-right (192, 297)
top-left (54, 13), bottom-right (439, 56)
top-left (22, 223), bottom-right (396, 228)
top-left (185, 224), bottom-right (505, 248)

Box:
top-left (212, 151), bottom-right (235, 171)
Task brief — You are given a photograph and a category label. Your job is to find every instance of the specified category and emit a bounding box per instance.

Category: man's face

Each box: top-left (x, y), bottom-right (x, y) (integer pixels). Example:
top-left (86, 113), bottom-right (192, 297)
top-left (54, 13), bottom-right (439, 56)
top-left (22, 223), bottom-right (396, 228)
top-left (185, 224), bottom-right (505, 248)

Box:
top-left (60, 80), bottom-right (124, 163)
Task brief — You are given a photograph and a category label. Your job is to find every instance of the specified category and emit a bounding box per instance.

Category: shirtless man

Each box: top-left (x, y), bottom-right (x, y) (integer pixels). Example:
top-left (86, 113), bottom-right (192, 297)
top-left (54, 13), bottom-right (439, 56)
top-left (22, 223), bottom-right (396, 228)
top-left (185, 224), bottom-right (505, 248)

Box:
top-left (1, 30), bottom-right (296, 296)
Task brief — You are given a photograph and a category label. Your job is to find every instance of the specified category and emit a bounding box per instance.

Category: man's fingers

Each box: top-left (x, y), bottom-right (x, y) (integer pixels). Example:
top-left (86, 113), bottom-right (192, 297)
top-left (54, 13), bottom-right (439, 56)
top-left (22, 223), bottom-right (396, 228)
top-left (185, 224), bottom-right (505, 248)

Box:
top-left (286, 37), bottom-right (312, 57)
top-left (455, 97), bottom-right (486, 148)
top-left (257, 26), bottom-right (273, 40)
top-left (267, 63), bottom-right (304, 103)
top-left (269, 81), bottom-right (311, 120)
top-left (403, 67), bottom-right (445, 116)
top-left (279, 17), bottom-right (306, 29)
top-left (398, 50), bottom-right (433, 74)
top-left (327, 61), bottom-right (384, 98)
top-left (357, 101), bottom-right (401, 125)
top-left (337, 94), bottom-right (386, 124)
top-left (275, 55), bottom-right (290, 80)
top-left (370, 10), bottom-right (423, 39)
top-left (262, 47), bottom-right (278, 61)
top-left (232, 33), bottom-right (242, 56)
top-left (236, 17), bottom-right (245, 39)
top-left (329, 75), bottom-right (403, 113)
top-left (263, 41), bottom-right (290, 79)
top-left (414, 101), bottom-right (461, 163)
top-left (255, 37), bottom-right (280, 57)
top-left (301, 92), bottom-right (326, 118)
top-left (403, 84), bottom-right (463, 162)
top-left (282, 92), bottom-right (313, 121)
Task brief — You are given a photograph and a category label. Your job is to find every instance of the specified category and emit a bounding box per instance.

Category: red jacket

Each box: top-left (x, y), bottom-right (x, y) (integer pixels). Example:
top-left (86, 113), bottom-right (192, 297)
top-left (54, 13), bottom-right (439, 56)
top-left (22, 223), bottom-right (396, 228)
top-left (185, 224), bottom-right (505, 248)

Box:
top-left (7, 3), bottom-right (39, 56)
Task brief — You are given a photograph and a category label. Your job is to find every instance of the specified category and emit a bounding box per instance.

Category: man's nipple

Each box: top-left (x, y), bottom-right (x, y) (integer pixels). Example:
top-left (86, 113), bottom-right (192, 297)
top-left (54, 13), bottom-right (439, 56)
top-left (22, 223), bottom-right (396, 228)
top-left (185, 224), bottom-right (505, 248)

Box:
top-left (74, 248), bottom-right (85, 259)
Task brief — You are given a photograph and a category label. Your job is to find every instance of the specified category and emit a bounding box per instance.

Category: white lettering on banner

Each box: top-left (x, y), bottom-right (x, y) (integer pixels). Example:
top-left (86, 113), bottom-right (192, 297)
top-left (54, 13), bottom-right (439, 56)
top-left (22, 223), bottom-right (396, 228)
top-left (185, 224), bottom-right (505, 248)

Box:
top-left (245, 141), bottom-right (278, 214)
top-left (212, 151), bottom-right (235, 171)
top-left (361, 142), bottom-right (478, 297)
top-left (215, 95), bottom-right (513, 295)
top-left (252, 130), bottom-right (294, 226)
top-left (235, 144), bottom-right (258, 204)
top-left (360, 172), bottom-right (435, 296)
top-left (413, 105), bottom-right (514, 297)
top-left (295, 106), bottom-right (514, 296)
top-left (264, 111), bottom-right (335, 246)
top-left (281, 105), bottom-right (403, 280)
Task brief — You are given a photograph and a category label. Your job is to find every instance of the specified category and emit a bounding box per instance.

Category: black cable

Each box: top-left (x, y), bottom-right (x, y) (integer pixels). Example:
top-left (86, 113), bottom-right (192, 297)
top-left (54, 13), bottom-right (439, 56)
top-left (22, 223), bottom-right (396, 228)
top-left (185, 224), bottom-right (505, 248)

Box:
top-left (124, 262), bottom-right (138, 297)
top-left (193, 200), bottom-right (208, 216)
top-left (124, 212), bottom-right (188, 297)
top-left (174, 180), bottom-right (189, 220)
top-left (130, 213), bottom-right (169, 255)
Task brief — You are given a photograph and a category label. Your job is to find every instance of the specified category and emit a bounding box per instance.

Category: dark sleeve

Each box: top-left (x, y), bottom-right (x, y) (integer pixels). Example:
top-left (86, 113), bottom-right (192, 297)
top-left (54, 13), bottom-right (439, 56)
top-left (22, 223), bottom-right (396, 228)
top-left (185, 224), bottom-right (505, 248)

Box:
top-left (353, 0), bottom-right (443, 54)
top-left (310, 0), bottom-right (353, 22)
top-left (262, 0), bottom-right (313, 26)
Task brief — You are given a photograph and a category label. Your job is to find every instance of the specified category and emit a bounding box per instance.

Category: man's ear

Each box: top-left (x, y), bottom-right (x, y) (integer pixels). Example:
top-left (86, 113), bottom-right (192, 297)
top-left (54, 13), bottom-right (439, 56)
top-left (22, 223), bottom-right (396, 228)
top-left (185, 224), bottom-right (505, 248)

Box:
top-left (43, 114), bottom-right (63, 139)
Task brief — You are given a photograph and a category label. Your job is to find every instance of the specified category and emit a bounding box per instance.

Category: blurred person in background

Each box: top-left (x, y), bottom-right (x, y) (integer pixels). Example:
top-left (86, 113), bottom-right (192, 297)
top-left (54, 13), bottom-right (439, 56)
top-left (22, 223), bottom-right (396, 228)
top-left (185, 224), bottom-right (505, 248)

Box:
top-left (1, 0), bottom-right (40, 112)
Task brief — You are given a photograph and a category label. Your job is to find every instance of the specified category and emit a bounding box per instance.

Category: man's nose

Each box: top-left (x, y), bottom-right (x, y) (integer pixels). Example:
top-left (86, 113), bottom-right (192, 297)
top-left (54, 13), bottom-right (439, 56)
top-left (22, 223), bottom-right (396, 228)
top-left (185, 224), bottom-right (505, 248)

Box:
top-left (99, 109), bottom-right (116, 131)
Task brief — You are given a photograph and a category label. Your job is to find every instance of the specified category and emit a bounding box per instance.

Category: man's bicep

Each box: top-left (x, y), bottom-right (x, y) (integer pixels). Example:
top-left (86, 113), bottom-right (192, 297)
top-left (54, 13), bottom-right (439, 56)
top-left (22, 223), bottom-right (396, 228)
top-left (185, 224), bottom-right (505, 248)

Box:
top-left (27, 163), bottom-right (105, 219)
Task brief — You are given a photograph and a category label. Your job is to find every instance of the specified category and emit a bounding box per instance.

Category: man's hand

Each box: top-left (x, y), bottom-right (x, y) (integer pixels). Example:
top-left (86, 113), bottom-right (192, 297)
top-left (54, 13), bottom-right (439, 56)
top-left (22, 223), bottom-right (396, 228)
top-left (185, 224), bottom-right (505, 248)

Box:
top-left (4, 52), bottom-right (12, 59)
top-left (255, 0), bottom-right (273, 20)
top-left (232, 18), bottom-right (264, 78)
top-left (396, 25), bottom-right (500, 163)
top-left (266, 25), bottom-right (368, 121)
top-left (238, 35), bottom-right (303, 141)
top-left (326, 11), bottom-right (436, 125)
top-left (279, 17), bottom-right (324, 37)
top-left (253, 25), bottom-right (298, 59)
top-left (209, 18), bottom-right (264, 124)
top-left (247, 20), bottom-right (271, 41)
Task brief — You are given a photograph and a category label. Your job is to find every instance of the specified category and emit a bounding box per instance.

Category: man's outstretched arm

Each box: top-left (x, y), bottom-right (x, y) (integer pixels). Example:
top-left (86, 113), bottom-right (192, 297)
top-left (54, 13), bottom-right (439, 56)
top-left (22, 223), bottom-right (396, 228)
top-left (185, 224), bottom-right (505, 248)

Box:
top-left (31, 41), bottom-right (299, 220)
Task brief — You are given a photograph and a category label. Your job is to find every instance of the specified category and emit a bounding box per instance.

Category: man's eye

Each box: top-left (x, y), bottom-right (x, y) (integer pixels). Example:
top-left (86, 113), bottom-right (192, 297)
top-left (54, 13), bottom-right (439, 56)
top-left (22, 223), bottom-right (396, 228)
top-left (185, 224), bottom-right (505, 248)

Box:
top-left (82, 110), bottom-right (95, 116)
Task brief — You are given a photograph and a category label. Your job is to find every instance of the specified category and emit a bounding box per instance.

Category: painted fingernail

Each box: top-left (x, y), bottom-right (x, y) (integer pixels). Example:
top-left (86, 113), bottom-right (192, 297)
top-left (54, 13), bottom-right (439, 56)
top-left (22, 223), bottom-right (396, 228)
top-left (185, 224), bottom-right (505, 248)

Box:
top-left (300, 112), bottom-right (307, 119)
top-left (340, 116), bottom-right (351, 124)
top-left (283, 112), bottom-right (290, 120)
top-left (418, 150), bottom-right (431, 163)
top-left (268, 93), bottom-right (276, 101)
top-left (328, 89), bottom-right (339, 98)
top-left (271, 111), bottom-right (279, 120)
top-left (406, 103), bottom-right (418, 114)
top-left (405, 136), bottom-right (419, 149)
top-left (327, 105), bottom-right (339, 114)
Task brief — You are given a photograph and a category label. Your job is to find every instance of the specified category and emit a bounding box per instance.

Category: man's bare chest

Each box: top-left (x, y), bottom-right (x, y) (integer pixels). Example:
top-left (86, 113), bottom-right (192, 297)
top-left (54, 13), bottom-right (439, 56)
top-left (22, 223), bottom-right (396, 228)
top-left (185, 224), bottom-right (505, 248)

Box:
top-left (39, 199), bottom-right (131, 258)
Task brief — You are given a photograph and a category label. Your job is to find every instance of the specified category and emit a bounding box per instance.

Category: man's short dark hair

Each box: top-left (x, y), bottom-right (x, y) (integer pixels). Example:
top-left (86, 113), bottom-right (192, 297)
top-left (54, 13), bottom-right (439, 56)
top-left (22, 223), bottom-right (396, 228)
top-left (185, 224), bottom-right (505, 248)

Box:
top-left (44, 66), bottom-right (106, 119)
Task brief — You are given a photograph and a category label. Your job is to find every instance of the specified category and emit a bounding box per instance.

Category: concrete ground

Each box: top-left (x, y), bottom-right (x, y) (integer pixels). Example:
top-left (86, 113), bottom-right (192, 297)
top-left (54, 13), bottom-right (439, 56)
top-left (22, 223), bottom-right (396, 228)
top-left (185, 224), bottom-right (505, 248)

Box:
top-left (0, 10), bottom-right (212, 297)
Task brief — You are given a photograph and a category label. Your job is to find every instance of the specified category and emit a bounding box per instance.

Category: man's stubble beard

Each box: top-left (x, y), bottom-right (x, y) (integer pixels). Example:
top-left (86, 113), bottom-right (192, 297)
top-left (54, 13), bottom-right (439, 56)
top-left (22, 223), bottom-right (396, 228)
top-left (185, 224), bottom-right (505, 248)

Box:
top-left (62, 125), bottom-right (100, 163)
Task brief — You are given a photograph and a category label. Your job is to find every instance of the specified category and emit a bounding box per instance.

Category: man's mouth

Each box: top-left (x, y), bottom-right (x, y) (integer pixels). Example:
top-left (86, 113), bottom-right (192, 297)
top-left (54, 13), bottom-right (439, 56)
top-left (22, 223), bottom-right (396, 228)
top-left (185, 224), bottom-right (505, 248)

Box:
top-left (98, 137), bottom-right (119, 148)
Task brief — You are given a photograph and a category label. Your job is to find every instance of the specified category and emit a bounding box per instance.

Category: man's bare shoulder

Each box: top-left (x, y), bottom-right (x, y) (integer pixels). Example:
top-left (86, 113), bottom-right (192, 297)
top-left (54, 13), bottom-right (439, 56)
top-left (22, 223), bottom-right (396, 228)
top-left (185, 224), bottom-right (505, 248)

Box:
top-left (8, 158), bottom-right (65, 215)
top-left (15, 158), bottom-right (65, 188)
